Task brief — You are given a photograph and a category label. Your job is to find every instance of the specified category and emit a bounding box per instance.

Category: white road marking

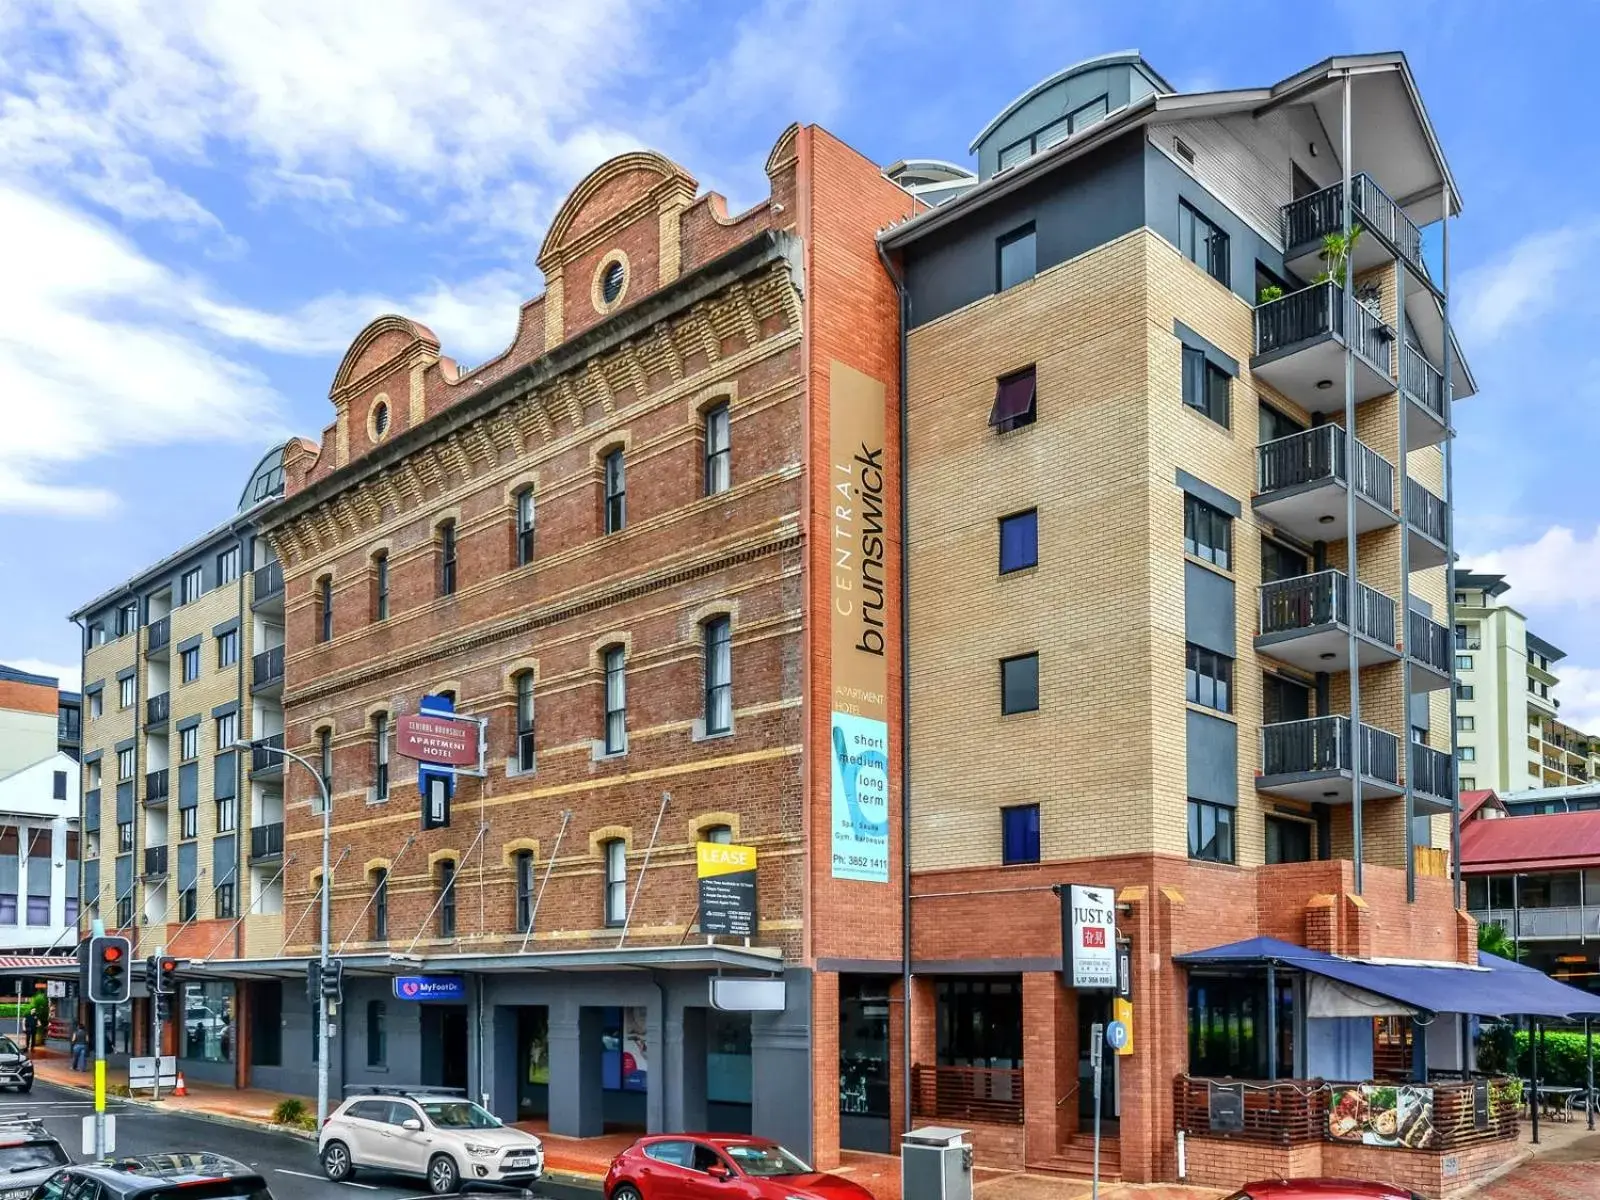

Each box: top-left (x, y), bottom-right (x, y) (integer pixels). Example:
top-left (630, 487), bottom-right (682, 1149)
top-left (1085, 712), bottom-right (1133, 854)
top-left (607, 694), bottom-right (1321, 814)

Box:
top-left (273, 1169), bottom-right (378, 1191)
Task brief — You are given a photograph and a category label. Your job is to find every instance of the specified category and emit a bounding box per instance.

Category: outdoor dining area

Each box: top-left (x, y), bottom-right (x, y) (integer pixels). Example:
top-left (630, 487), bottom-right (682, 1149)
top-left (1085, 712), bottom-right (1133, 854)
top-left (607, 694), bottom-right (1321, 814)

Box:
top-left (1172, 936), bottom-right (1600, 1198)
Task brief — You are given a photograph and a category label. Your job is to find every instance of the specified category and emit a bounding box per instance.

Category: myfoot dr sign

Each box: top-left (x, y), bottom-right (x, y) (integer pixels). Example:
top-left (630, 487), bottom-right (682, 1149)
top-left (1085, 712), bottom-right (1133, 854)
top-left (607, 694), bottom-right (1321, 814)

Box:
top-left (1062, 884), bottom-right (1118, 990)
top-left (393, 975), bottom-right (467, 1002)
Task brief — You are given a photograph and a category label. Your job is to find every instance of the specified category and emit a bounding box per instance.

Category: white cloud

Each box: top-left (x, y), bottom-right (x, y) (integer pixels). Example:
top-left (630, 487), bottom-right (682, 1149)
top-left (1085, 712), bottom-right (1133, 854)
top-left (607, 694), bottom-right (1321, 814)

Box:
top-left (1554, 665), bottom-right (1600, 738)
top-left (0, 659), bottom-right (82, 692)
top-left (249, 169), bottom-right (405, 229)
top-left (1456, 222), bottom-right (1600, 345)
top-left (1471, 525), bottom-right (1600, 610)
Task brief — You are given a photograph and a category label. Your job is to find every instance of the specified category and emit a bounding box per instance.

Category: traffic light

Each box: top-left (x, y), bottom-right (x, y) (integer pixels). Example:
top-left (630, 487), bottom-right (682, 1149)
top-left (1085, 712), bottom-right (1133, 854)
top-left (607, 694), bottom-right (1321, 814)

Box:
top-left (306, 960), bottom-right (321, 1007)
top-left (322, 957), bottom-right (344, 1001)
top-left (87, 935), bottom-right (131, 1004)
top-left (150, 955), bottom-right (178, 994)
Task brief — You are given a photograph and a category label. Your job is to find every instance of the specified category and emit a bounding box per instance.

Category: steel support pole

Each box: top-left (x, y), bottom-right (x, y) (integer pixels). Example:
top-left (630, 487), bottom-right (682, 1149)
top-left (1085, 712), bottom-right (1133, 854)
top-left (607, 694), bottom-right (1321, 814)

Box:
top-left (1441, 186), bottom-right (1462, 913)
top-left (1340, 72), bottom-right (1364, 894)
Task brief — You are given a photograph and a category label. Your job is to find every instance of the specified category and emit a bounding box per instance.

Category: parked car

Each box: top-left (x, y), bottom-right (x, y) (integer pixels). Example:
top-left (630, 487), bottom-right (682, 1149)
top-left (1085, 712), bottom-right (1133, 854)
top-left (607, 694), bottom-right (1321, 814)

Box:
top-left (319, 1086), bottom-right (543, 1195)
top-left (1226, 1182), bottom-right (1422, 1200)
top-left (0, 1038), bottom-right (34, 1094)
top-left (605, 1135), bottom-right (874, 1199)
top-left (0, 1118), bottom-right (68, 1200)
top-left (29, 1154), bottom-right (272, 1200)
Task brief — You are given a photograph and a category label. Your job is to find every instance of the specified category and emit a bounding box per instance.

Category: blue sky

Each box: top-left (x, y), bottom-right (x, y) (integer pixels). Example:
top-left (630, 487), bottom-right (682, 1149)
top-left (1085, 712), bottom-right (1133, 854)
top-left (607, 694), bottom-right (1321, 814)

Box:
top-left (3, 1), bottom-right (1599, 721)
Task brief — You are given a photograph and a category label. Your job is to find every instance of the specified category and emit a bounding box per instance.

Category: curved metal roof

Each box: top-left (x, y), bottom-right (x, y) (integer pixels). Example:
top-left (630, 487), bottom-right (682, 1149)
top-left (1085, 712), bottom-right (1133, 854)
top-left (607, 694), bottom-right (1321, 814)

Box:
top-left (238, 441), bottom-right (289, 512)
top-left (968, 50), bottom-right (1173, 153)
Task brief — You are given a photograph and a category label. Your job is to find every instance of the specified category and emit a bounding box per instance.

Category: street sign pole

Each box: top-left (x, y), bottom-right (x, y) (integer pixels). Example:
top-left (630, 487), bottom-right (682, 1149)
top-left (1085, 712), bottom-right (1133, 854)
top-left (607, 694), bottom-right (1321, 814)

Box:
top-left (91, 918), bottom-right (105, 1159)
top-left (1090, 1021), bottom-right (1104, 1200)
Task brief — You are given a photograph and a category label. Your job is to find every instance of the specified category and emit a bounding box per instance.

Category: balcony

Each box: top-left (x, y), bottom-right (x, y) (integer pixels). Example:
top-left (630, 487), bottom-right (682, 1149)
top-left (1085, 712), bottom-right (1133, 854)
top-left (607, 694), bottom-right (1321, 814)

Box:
top-left (250, 733), bottom-right (285, 777)
top-left (249, 822), bottom-right (285, 862)
top-left (1280, 174), bottom-right (1428, 286)
top-left (252, 560), bottom-right (285, 612)
top-left (143, 846), bottom-right (168, 879)
top-left (1405, 609), bottom-right (1452, 692)
top-left (1254, 425), bottom-right (1397, 544)
top-left (1408, 742), bottom-right (1455, 815)
top-left (1252, 283), bottom-right (1396, 413)
top-left (1470, 907), bottom-right (1600, 943)
top-left (1255, 571), bottom-right (1398, 673)
top-left (146, 617), bottom-right (171, 657)
top-left (143, 769), bottom-right (169, 807)
top-left (145, 691), bottom-right (170, 728)
top-left (1400, 344), bottom-right (1447, 449)
top-left (1257, 715), bottom-right (1402, 804)
top-left (252, 645), bottom-right (285, 695)
top-left (1405, 478), bottom-right (1449, 571)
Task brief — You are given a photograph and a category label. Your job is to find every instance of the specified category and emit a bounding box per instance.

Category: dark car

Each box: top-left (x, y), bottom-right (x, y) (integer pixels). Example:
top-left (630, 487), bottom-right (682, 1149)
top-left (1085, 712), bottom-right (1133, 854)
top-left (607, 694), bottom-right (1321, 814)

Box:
top-left (0, 1118), bottom-right (69, 1200)
top-left (605, 1135), bottom-right (874, 1200)
top-left (1227, 1182), bottom-right (1422, 1200)
top-left (31, 1155), bottom-right (273, 1200)
top-left (0, 1037), bottom-right (35, 1093)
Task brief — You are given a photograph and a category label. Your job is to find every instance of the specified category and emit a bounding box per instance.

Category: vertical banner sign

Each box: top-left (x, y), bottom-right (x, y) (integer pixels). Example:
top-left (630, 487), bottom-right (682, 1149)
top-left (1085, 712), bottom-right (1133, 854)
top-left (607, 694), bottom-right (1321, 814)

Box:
top-left (828, 362), bottom-right (891, 883)
top-left (1062, 884), bottom-right (1118, 989)
top-left (697, 842), bottom-right (758, 937)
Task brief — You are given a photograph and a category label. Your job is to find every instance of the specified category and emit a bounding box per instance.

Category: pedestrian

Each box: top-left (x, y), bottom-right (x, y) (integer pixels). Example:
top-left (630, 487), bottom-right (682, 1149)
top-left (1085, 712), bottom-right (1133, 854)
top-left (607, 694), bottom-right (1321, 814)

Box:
top-left (23, 1011), bottom-right (37, 1051)
top-left (70, 1023), bottom-right (88, 1072)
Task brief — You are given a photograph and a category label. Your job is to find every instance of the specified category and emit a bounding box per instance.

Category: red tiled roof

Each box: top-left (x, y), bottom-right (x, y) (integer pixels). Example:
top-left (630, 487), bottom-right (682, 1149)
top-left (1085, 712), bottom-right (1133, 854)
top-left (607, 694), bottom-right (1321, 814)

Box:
top-left (1460, 807), bottom-right (1600, 873)
top-left (1460, 789), bottom-right (1498, 821)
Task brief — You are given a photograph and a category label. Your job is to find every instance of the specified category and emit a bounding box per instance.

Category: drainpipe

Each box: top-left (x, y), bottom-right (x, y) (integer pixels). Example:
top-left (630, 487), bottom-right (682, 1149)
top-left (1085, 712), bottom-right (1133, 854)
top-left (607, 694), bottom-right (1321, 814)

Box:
top-left (1398, 242), bottom-right (1415, 906)
top-left (1440, 187), bottom-right (1461, 913)
top-left (232, 521), bottom-right (248, 962)
top-left (1339, 71), bottom-right (1365, 895)
top-left (876, 236), bottom-right (914, 1136)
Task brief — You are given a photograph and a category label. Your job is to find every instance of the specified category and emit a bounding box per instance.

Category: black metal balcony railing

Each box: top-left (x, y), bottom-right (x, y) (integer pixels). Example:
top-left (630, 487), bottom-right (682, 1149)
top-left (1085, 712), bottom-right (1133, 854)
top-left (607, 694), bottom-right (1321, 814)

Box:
top-left (144, 769), bottom-right (168, 805)
top-left (250, 822), bottom-right (285, 860)
top-left (1259, 570), bottom-right (1396, 647)
top-left (145, 692), bottom-right (170, 726)
top-left (1262, 715), bottom-right (1400, 784)
top-left (1406, 478), bottom-right (1449, 545)
top-left (251, 733), bottom-right (285, 774)
top-left (254, 560), bottom-right (284, 603)
top-left (1410, 742), bottom-right (1454, 799)
top-left (146, 616), bottom-right (170, 653)
top-left (1257, 424), bottom-right (1395, 511)
top-left (1280, 173), bottom-right (1426, 278)
top-left (1407, 610), bottom-right (1453, 676)
top-left (253, 645), bottom-right (285, 689)
top-left (1401, 344), bottom-right (1446, 422)
top-left (1255, 282), bottom-right (1394, 374)
top-left (143, 846), bottom-right (168, 877)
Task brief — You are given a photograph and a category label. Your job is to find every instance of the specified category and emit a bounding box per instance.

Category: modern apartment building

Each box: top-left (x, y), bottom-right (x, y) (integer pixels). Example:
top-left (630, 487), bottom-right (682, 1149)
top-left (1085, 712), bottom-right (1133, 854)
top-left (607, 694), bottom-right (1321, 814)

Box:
top-left (68, 446), bottom-right (292, 1082)
top-left (1451, 570), bottom-right (1600, 791)
top-left (243, 132), bottom-right (914, 1154)
top-left (882, 51), bottom-right (1480, 1186)
top-left (0, 666), bottom-right (81, 953)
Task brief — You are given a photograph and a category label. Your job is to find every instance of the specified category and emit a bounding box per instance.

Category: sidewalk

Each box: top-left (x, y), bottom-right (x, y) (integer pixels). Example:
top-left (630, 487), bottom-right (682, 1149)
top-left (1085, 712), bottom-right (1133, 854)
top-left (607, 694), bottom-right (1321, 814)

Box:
top-left (29, 1047), bottom-right (297, 1127)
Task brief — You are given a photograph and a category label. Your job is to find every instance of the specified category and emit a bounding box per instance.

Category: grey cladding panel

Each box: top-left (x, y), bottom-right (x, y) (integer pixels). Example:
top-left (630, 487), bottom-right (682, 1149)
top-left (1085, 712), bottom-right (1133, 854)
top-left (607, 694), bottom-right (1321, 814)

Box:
top-left (1175, 469), bottom-right (1240, 517)
top-left (1186, 709), bottom-right (1238, 807)
top-left (116, 782), bottom-right (134, 824)
top-left (213, 836), bottom-right (237, 886)
top-left (1410, 692), bottom-right (1431, 733)
top-left (115, 854), bottom-right (133, 897)
top-left (178, 842), bottom-right (198, 890)
top-left (1173, 320), bottom-right (1238, 376)
top-left (1145, 143), bottom-right (1288, 303)
top-left (1185, 561), bottom-right (1236, 655)
top-left (178, 763), bottom-right (199, 809)
top-left (214, 751), bottom-right (237, 799)
top-left (176, 635), bottom-right (202, 655)
top-left (82, 859), bottom-right (100, 904)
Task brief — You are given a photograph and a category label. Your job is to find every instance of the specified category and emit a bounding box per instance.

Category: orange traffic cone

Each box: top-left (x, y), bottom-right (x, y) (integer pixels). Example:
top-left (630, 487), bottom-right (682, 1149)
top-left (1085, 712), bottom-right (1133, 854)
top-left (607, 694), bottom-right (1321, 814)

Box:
top-left (172, 1072), bottom-right (188, 1097)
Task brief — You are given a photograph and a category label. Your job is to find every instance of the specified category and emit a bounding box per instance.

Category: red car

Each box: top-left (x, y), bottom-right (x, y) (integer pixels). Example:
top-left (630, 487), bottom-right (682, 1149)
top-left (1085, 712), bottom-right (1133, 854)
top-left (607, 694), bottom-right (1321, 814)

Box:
top-left (1227, 1182), bottom-right (1422, 1200)
top-left (604, 1134), bottom-right (874, 1199)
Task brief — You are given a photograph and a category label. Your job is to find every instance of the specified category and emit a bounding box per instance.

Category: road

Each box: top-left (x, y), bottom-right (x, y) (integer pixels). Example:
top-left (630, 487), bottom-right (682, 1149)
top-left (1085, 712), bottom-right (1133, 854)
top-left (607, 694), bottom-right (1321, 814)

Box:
top-left (14, 1082), bottom-right (598, 1200)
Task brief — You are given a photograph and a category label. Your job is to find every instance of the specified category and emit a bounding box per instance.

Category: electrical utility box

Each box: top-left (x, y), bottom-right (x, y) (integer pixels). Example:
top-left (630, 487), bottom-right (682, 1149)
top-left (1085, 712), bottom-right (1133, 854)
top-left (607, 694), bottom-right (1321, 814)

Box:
top-left (902, 1126), bottom-right (973, 1200)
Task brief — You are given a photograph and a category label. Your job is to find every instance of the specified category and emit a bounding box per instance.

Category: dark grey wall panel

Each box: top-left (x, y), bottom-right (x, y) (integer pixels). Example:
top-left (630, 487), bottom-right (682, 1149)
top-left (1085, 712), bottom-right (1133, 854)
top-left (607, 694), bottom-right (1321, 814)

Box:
top-left (1185, 561), bottom-right (1236, 655)
top-left (178, 763), bottom-right (198, 809)
top-left (750, 967), bottom-right (813, 1160)
top-left (1145, 143), bottom-right (1289, 304)
top-left (1187, 709), bottom-right (1239, 806)
top-left (1175, 469), bottom-right (1241, 518)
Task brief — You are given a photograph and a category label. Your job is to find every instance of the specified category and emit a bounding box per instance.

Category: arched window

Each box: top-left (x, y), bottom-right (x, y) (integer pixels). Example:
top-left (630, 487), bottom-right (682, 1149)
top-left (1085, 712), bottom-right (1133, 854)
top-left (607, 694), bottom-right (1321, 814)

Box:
top-left (437, 859), bottom-right (457, 937)
top-left (705, 824), bottom-right (733, 845)
top-left (514, 850), bottom-right (535, 933)
top-left (603, 450), bottom-right (626, 534)
top-left (317, 576), bottom-right (333, 642)
top-left (704, 403), bottom-right (731, 496)
top-left (603, 839), bottom-right (627, 926)
top-left (370, 868), bottom-right (389, 940)
top-left (438, 521), bottom-right (458, 596)
top-left (515, 672), bottom-right (536, 772)
top-left (704, 616), bottom-right (732, 735)
top-left (515, 488), bottom-right (536, 566)
top-left (372, 714), bottom-right (390, 802)
top-left (372, 552), bottom-right (389, 621)
top-left (603, 646), bottom-right (627, 754)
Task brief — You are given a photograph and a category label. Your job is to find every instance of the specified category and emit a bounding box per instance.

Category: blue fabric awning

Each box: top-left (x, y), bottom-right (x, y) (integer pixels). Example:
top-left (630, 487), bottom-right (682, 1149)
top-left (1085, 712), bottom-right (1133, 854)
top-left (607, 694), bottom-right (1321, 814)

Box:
top-left (1176, 936), bottom-right (1600, 1019)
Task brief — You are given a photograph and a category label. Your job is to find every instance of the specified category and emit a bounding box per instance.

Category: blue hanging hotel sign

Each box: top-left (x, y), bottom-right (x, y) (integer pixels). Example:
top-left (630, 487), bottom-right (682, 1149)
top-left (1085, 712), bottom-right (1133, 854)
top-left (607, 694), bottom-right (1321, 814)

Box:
top-left (393, 975), bottom-right (467, 1002)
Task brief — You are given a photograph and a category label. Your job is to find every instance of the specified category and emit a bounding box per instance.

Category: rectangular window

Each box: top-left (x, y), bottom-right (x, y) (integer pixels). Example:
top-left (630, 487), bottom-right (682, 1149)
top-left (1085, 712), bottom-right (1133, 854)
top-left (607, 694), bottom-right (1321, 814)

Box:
top-left (117, 747), bottom-right (136, 780)
top-left (318, 576), bottom-right (333, 642)
top-left (604, 450), bottom-right (627, 534)
top-left (88, 761), bottom-right (101, 789)
top-left (515, 852), bottom-right (535, 934)
top-left (1186, 644), bottom-right (1234, 713)
top-left (89, 691), bottom-right (103, 719)
top-left (1457, 654), bottom-right (1474, 671)
top-left (118, 822), bottom-right (134, 852)
top-left (997, 223), bottom-right (1037, 291)
top-left (515, 490), bottom-right (536, 566)
top-left (215, 712), bottom-right (237, 751)
top-left (704, 618), bottom-right (732, 735)
top-left (604, 839), bottom-right (628, 926)
top-left (179, 888), bottom-right (197, 922)
top-left (367, 1001), bottom-right (387, 1067)
top-left (437, 861), bottom-right (456, 938)
top-left (1178, 200), bottom-right (1229, 286)
top-left (1185, 495), bottom-right (1232, 570)
top-left (216, 795), bottom-right (236, 833)
top-left (181, 806), bottom-right (197, 840)
top-left (515, 674), bottom-right (536, 773)
top-left (119, 676), bottom-right (135, 709)
top-left (704, 403), bottom-right (731, 496)
top-left (989, 365), bottom-right (1037, 433)
top-left (217, 629), bottom-right (238, 668)
top-left (1456, 683), bottom-right (1475, 701)
top-left (997, 138), bottom-right (1032, 172)
top-left (180, 568), bottom-right (204, 605)
top-left (374, 554), bottom-right (389, 620)
top-left (1001, 804), bottom-right (1041, 865)
top-left (1458, 746), bottom-right (1477, 762)
top-left (117, 896), bottom-right (133, 927)
top-left (438, 522), bottom-right (457, 596)
top-left (118, 601), bottom-right (139, 636)
top-left (180, 725), bottom-right (199, 761)
top-left (1000, 653), bottom-right (1040, 715)
top-left (1182, 346), bottom-right (1231, 427)
top-left (1460, 776), bottom-right (1476, 791)
top-left (1457, 715), bottom-right (1475, 732)
top-left (217, 548), bottom-right (240, 586)
top-left (1266, 817), bottom-right (1313, 864)
top-left (999, 509), bottom-right (1039, 574)
top-left (371, 870), bottom-right (388, 940)
top-left (53, 771), bottom-right (67, 801)
top-left (181, 646), bottom-right (201, 683)
top-left (604, 647), bottom-right (627, 753)
top-left (319, 728), bottom-right (333, 803)
top-left (1188, 798), bottom-right (1235, 863)
top-left (88, 623), bottom-right (106, 649)
top-left (374, 715), bottom-right (390, 801)
top-left (215, 883), bottom-right (236, 920)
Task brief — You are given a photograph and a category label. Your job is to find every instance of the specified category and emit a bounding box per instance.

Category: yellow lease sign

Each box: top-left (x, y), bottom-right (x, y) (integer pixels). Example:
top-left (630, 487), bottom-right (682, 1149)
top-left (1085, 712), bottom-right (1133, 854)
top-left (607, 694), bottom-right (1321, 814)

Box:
top-left (1113, 997), bottom-right (1134, 1056)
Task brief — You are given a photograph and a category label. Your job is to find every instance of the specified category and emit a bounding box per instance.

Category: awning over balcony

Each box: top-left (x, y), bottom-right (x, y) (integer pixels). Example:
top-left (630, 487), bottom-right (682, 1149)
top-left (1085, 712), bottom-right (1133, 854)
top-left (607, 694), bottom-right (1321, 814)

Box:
top-left (1176, 935), bottom-right (1600, 1018)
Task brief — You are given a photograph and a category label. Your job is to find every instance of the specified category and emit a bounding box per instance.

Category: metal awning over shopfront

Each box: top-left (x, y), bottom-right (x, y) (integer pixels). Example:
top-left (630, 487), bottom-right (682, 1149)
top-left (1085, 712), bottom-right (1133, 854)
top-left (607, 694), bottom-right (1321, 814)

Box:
top-left (181, 943), bottom-right (784, 979)
top-left (0, 955), bottom-right (82, 980)
top-left (1177, 935), bottom-right (1600, 1018)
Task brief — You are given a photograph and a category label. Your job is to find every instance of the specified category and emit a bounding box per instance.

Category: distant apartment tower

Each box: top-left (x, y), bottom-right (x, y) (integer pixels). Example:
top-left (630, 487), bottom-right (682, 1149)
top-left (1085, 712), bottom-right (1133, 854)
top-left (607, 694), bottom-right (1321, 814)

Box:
top-left (0, 666), bottom-right (81, 952)
top-left (68, 446), bottom-right (292, 1083)
top-left (1452, 570), bottom-right (1600, 792)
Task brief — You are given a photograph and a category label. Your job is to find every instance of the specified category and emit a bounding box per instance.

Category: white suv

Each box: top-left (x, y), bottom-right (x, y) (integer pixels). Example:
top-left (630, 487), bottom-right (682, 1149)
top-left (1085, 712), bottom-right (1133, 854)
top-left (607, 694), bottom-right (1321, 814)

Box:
top-left (319, 1088), bottom-right (544, 1194)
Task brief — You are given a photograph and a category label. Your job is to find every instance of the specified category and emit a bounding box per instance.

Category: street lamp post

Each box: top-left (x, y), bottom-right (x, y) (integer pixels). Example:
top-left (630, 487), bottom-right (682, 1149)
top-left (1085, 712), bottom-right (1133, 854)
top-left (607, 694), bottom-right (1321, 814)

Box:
top-left (238, 737), bottom-right (332, 1127)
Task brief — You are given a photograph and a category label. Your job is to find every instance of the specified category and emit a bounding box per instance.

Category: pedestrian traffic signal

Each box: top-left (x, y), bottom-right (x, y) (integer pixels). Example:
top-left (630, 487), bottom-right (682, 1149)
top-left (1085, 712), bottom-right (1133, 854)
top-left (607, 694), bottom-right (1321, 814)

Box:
top-left (88, 935), bottom-right (132, 1004)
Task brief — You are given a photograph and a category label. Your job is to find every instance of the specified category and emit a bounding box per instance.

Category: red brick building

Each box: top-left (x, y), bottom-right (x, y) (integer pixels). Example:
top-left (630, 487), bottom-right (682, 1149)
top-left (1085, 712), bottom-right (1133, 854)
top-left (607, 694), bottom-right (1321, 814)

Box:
top-left (250, 128), bottom-right (916, 1160)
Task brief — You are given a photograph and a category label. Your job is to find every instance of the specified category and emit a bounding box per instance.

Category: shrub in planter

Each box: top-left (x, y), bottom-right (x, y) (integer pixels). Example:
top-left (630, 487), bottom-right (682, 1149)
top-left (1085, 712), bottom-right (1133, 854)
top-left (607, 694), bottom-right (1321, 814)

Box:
top-left (272, 1098), bottom-right (307, 1126)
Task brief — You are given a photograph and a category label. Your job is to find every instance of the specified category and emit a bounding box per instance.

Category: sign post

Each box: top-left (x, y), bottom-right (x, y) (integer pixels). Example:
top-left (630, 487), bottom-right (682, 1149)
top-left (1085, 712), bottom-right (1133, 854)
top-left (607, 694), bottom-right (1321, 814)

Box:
top-left (1060, 884), bottom-right (1117, 989)
top-left (1090, 1021), bottom-right (1104, 1200)
top-left (696, 842), bottom-right (758, 940)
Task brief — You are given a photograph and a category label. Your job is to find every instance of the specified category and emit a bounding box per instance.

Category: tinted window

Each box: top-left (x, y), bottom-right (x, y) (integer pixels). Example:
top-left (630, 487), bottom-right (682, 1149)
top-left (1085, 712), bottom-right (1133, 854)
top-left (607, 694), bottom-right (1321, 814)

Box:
top-left (139, 1183), bottom-right (271, 1200)
top-left (997, 224), bottom-right (1037, 291)
top-left (723, 1143), bottom-right (812, 1177)
top-left (347, 1101), bottom-right (388, 1121)
top-left (690, 1145), bottom-right (727, 1174)
top-left (999, 510), bottom-right (1038, 574)
top-left (643, 1141), bottom-right (693, 1167)
top-left (1000, 653), bottom-right (1040, 715)
top-left (0, 1142), bottom-right (67, 1172)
